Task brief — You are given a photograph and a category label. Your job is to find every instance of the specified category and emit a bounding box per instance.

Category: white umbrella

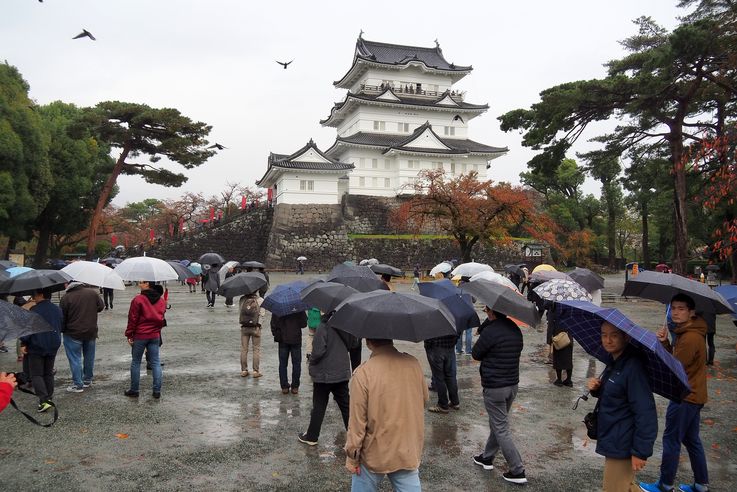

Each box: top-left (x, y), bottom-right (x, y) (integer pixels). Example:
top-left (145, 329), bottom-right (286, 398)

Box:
top-left (297, 256), bottom-right (307, 261)
top-left (452, 262), bottom-right (493, 278)
top-left (429, 262), bottom-right (453, 276)
top-left (62, 261), bottom-right (125, 290)
top-left (114, 257), bottom-right (178, 282)
top-left (219, 260), bottom-right (240, 284)
top-left (367, 258), bottom-right (379, 266)
top-left (469, 271), bottom-right (519, 292)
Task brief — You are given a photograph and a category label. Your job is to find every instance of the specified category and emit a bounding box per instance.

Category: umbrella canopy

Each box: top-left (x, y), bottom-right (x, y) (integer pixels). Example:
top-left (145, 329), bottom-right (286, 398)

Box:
top-left (218, 260), bottom-right (241, 283)
top-left (418, 279), bottom-right (480, 332)
top-left (198, 252), bottom-right (225, 265)
top-left (713, 285), bottom-right (737, 320)
top-left (532, 263), bottom-right (557, 273)
top-left (329, 291), bottom-right (456, 342)
top-left (188, 262), bottom-right (203, 275)
top-left (0, 260), bottom-right (19, 269)
top-left (114, 257), bottom-right (179, 282)
top-left (370, 264), bottom-right (404, 277)
top-left (262, 283), bottom-right (310, 317)
top-left (6, 266), bottom-right (33, 277)
top-left (705, 264), bottom-right (720, 272)
top-left (329, 263), bottom-right (376, 279)
top-left (366, 258), bottom-right (379, 266)
top-left (100, 257), bottom-right (123, 266)
top-left (301, 281), bottom-right (359, 313)
top-left (452, 262), bottom-right (493, 277)
top-left (0, 269), bottom-right (8, 279)
top-left (533, 279), bottom-right (592, 303)
top-left (429, 262), bottom-right (453, 277)
top-left (469, 271), bottom-right (520, 292)
top-left (328, 264), bottom-right (388, 292)
top-left (166, 261), bottom-right (198, 281)
top-left (557, 300), bottom-right (691, 402)
top-left (241, 260), bottom-right (266, 270)
top-left (297, 256), bottom-right (307, 262)
top-left (0, 300), bottom-right (54, 342)
top-left (358, 259), bottom-right (370, 266)
top-left (179, 259), bottom-right (191, 267)
top-left (61, 261), bottom-right (125, 290)
top-left (2, 269), bottom-right (72, 295)
top-left (530, 270), bottom-right (573, 284)
top-left (461, 279), bottom-right (540, 327)
top-left (622, 270), bottom-right (733, 314)
top-left (568, 267), bottom-right (605, 293)
top-left (217, 272), bottom-right (267, 298)
top-left (504, 264), bottom-right (526, 276)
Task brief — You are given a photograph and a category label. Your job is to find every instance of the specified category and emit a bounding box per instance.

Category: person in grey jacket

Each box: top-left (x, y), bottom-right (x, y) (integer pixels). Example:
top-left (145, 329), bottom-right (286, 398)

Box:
top-left (204, 264), bottom-right (220, 307)
top-left (297, 312), bottom-right (358, 446)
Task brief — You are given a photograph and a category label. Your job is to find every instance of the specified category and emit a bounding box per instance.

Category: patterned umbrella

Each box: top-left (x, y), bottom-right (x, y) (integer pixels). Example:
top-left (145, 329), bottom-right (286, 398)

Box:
top-left (533, 279), bottom-right (591, 303)
top-left (557, 300), bottom-right (691, 402)
top-left (262, 283), bottom-right (310, 317)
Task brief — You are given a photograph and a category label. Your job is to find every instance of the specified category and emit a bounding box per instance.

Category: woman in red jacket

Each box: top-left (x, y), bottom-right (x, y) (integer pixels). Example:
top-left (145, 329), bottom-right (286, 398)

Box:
top-left (124, 281), bottom-right (166, 399)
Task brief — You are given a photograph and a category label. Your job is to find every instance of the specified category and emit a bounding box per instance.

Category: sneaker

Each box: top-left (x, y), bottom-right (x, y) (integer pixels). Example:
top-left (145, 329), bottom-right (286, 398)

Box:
top-left (553, 379), bottom-right (564, 387)
top-left (37, 401), bottom-right (53, 413)
top-left (124, 390), bottom-right (139, 398)
top-left (428, 406), bottom-right (449, 414)
top-left (473, 454), bottom-right (493, 470)
top-left (82, 381), bottom-right (92, 388)
top-left (297, 432), bottom-right (318, 446)
top-left (281, 388), bottom-right (290, 394)
top-left (639, 482), bottom-right (673, 492)
top-left (502, 470), bottom-right (527, 484)
top-left (563, 380), bottom-right (573, 387)
top-left (66, 385), bottom-right (83, 393)
top-left (0, 345), bottom-right (8, 353)
top-left (241, 370), bottom-right (249, 377)
top-left (291, 387), bottom-right (299, 395)
top-left (678, 485), bottom-right (709, 492)
top-left (450, 403), bottom-right (460, 410)
top-left (152, 392), bottom-right (161, 399)
top-left (252, 371), bottom-right (262, 378)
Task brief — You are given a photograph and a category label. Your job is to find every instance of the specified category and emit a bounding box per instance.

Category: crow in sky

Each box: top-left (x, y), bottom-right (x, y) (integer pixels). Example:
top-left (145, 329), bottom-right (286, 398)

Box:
top-left (276, 60), bottom-right (293, 69)
top-left (208, 143), bottom-right (227, 150)
top-left (73, 29), bottom-right (96, 41)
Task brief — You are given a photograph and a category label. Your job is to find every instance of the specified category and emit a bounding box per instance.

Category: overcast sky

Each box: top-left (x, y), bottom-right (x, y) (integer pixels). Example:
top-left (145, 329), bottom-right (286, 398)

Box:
top-left (3, 1), bottom-right (687, 207)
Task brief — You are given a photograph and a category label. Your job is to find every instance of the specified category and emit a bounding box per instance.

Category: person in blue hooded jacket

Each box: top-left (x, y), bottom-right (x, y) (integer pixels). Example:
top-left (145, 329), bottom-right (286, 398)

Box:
top-left (587, 321), bottom-right (657, 492)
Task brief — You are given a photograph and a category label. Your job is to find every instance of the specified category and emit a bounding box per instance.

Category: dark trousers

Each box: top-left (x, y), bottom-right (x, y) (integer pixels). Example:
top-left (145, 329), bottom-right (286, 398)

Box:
top-left (206, 290), bottom-right (216, 305)
top-left (102, 288), bottom-right (114, 309)
top-left (304, 381), bottom-right (350, 441)
top-left (278, 342), bottom-right (301, 389)
top-left (660, 400), bottom-right (709, 486)
top-left (426, 346), bottom-right (459, 409)
top-left (225, 296), bottom-right (234, 306)
top-left (706, 333), bottom-right (715, 364)
top-left (27, 354), bottom-right (55, 404)
top-left (349, 342), bottom-right (362, 372)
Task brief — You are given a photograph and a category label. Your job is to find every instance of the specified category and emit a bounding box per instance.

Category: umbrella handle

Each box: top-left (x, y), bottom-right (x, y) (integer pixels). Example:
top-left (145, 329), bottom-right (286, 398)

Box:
top-left (572, 368), bottom-right (607, 410)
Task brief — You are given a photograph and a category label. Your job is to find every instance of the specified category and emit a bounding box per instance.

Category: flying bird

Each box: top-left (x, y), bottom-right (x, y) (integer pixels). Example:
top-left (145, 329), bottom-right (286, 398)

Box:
top-left (276, 60), bottom-right (293, 69)
top-left (73, 29), bottom-right (96, 41)
top-left (208, 143), bottom-right (227, 150)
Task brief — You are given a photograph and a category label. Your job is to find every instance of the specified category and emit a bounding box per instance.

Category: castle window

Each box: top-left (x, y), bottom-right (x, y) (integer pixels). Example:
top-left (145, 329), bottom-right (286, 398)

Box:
top-left (384, 178), bottom-right (391, 188)
top-left (373, 121), bottom-right (386, 131)
top-left (397, 122), bottom-right (409, 133)
top-left (407, 160), bottom-right (420, 169)
top-left (444, 126), bottom-right (455, 136)
top-left (433, 161), bottom-right (443, 170)
top-left (371, 158), bottom-right (378, 169)
top-left (372, 177), bottom-right (378, 187)
top-left (384, 159), bottom-right (391, 169)
top-left (299, 180), bottom-right (314, 191)
top-left (359, 177), bottom-right (365, 187)
top-left (359, 158), bottom-right (365, 168)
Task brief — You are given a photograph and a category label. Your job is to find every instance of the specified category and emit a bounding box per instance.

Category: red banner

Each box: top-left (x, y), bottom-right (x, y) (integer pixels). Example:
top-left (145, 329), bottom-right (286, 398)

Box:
top-left (179, 217), bottom-right (184, 232)
top-left (209, 207), bottom-right (215, 221)
top-left (241, 196), bottom-right (246, 210)
top-left (267, 188), bottom-right (273, 201)
top-left (149, 229), bottom-right (155, 242)
top-left (111, 234), bottom-right (118, 247)
top-left (218, 210), bottom-right (223, 220)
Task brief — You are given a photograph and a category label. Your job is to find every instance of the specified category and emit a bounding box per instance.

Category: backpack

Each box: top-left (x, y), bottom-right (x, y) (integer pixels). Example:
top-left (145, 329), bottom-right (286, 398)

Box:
top-left (239, 297), bottom-right (260, 326)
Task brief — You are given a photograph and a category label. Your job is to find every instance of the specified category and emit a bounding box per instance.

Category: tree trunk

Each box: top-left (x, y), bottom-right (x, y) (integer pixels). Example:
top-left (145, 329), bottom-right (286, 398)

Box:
top-left (670, 134), bottom-right (688, 275)
top-left (641, 200), bottom-right (650, 268)
top-left (605, 183), bottom-right (616, 269)
top-left (731, 248), bottom-right (737, 285)
top-left (33, 213), bottom-right (52, 268)
top-left (86, 144), bottom-right (131, 259)
top-left (3, 238), bottom-right (16, 261)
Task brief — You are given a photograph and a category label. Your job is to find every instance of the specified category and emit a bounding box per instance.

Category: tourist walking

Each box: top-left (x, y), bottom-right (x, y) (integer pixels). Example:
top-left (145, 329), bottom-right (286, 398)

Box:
top-left (547, 305), bottom-right (573, 386)
top-left (124, 281), bottom-right (166, 399)
top-left (298, 313), bottom-right (358, 446)
top-left (204, 264), bottom-right (220, 307)
top-left (640, 294), bottom-right (709, 492)
top-left (239, 291), bottom-right (264, 378)
top-left (345, 338), bottom-right (428, 491)
top-left (425, 332), bottom-right (460, 413)
top-left (270, 310), bottom-right (307, 394)
top-left (471, 306), bottom-right (527, 484)
top-left (60, 281), bottom-right (104, 392)
top-left (20, 289), bottom-right (62, 412)
top-left (588, 321), bottom-right (657, 492)
top-left (224, 266), bottom-right (236, 307)
top-left (102, 287), bottom-right (114, 310)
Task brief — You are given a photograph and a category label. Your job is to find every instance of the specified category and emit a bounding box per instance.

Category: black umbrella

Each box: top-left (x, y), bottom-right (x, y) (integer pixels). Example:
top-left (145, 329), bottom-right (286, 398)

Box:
top-left (529, 270), bottom-right (572, 284)
top-left (622, 270), bottom-right (733, 314)
top-left (370, 264), bottom-right (404, 277)
top-left (705, 265), bottom-right (720, 272)
top-left (504, 264), bottom-right (526, 276)
top-left (328, 264), bottom-right (388, 292)
top-left (0, 260), bottom-right (18, 269)
top-left (461, 279), bottom-right (541, 327)
top-left (0, 299), bottom-right (53, 342)
top-left (217, 272), bottom-right (267, 298)
top-left (241, 260), bottom-right (266, 269)
top-left (301, 281), bottom-right (359, 313)
top-left (568, 267), bottom-right (605, 293)
top-left (328, 263), bottom-right (376, 279)
top-left (198, 252), bottom-right (225, 265)
top-left (165, 260), bottom-right (198, 281)
top-left (2, 269), bottom-right (72, 295)
top-left (329, 291), bottom-right (456, 342)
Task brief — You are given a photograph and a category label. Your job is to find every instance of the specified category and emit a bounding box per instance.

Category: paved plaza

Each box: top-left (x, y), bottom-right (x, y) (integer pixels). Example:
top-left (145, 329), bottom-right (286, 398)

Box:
top-left (0, 273), bottom-right (735, 491)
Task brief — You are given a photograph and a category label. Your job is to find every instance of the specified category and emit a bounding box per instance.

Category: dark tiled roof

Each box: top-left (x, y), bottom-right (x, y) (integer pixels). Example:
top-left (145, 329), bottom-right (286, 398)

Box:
top-left (258, 140), bottom-right (354, 185)
top-left (356, 39), bottom-right (471, 71)
top-left (272, 161), bottom-right (353, 170)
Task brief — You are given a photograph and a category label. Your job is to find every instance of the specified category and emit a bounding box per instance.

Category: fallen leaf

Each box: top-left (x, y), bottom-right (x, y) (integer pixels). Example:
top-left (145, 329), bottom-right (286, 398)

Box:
top-left (115, 433), bottom-right (129, 439)
top-left (45, 458), bottom-right (57, 465)
top-left (79, 428), bottom-right (89, 434)
top-left (272, 472), bottom-right (279, 478)
top-left (711, 443), bottom-right (720, 449)
top-left (704, 419), bottom-right (715, 426)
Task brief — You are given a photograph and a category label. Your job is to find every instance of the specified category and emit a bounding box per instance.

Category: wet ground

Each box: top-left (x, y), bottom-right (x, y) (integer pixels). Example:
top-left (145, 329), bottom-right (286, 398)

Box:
top-left (0, 273), bottom-right (735, 491)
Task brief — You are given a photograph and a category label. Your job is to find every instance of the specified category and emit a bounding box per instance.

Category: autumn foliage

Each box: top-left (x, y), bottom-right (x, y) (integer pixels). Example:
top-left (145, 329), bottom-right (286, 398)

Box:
top-left (391, 170), bottom-right (559, 262)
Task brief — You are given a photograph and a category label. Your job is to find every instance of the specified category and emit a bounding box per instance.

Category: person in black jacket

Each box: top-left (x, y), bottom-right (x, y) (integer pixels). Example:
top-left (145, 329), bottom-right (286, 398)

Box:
top-left (271, 311), bottom-right (307, 394)
top-left (471, 307), bottom-right (527, 485)
top-left (588, 321), bottom-right (657, 491)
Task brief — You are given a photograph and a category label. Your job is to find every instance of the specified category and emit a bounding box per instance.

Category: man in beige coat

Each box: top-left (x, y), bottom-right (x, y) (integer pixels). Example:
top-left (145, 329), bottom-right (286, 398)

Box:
top-left (345, 338), bottom-right (428, 491)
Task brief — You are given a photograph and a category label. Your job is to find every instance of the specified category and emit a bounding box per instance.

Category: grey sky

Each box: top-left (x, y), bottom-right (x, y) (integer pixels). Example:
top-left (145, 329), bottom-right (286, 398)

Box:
top-left (3, 1), bottom-right (685, 206)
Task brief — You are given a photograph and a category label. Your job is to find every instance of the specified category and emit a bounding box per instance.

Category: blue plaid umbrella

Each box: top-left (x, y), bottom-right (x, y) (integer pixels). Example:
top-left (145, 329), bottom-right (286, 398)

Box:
top-left (557, 300), bottom-right (691, 402)
top-left (418, 279), bottom-right (480, 332)
top-left (262, 282), bottom-right (310, 316)
top-left (714, 285), bottom-right (737, 321)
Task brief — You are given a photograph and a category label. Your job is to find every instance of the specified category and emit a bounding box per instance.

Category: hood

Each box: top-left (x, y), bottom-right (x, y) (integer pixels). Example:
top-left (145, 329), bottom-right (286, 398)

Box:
top-left (674, 316), bottom-right (708, 336)
top-left (65, 281), bottom-right (86, 292)
top-left (141, 288), bottom-right (162, 305)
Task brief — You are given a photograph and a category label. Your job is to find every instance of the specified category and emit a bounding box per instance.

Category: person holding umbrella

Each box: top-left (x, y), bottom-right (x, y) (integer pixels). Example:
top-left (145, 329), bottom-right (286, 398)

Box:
top-left (587, 321), bottom-right (657, 492)
top-left (271, 310), bottom-right (307, 394)
top-left (239, 291), bottom-right (264, 378)
top-left (204, 264), bottom-right (220, 308)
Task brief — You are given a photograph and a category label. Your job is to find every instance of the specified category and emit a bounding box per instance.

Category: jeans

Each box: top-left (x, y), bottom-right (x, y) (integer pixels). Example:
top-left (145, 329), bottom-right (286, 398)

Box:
top-left (455, 328), bottom-right (473, 354)
top-left (659, 400), bottom-right (709, 486)
top-left (102, 288), bottom-right (114, 309)
top-left (278, 342), bottom-right (301, 389)
top-left (430, 351), bottom-right (456, 390)
top-left (130, 338), bottom-right (162, 393)
top-left (304, 381), bottom-right (350, 441)
top-left (351, 464), bottom-right (421, 492)
top-left (27, 354), bottom-right (55, 404)
top-left (426, 346), bottom-right (459, 409)
top-left (482, 385), bottom-right (524, 475)
top-left (63, 335), bottom-right (96, 388)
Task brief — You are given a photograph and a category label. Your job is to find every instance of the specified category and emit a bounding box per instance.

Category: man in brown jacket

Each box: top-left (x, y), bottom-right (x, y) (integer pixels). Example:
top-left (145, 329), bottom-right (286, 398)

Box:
top-left (345, 338), bottom-right (428, 491)
top-left (60, 282), bottom-right (104, 393)
top-left (639, 293), bottom-right (709, 492)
